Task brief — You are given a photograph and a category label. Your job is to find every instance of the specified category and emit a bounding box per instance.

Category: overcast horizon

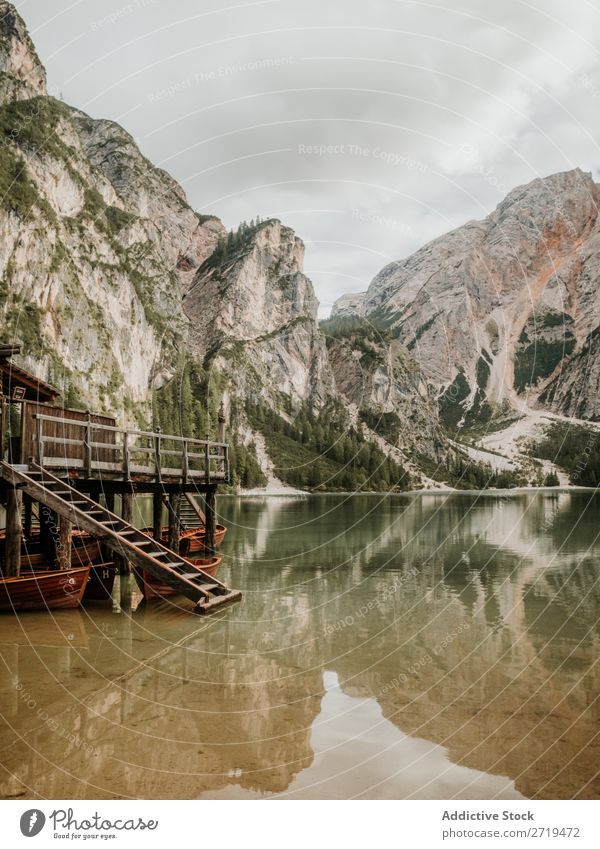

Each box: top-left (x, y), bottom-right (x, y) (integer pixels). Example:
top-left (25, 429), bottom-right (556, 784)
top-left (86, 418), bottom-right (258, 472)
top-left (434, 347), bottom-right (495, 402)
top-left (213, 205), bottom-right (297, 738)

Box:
top-left (15, 0), bottom-right (600, 316)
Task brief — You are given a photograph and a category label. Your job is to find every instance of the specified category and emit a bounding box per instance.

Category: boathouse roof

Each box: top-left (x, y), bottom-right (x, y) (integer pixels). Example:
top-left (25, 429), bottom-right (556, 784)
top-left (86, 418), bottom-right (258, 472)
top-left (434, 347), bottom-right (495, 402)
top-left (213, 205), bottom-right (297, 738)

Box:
top-left (0, 345), bottom-right (60, 403)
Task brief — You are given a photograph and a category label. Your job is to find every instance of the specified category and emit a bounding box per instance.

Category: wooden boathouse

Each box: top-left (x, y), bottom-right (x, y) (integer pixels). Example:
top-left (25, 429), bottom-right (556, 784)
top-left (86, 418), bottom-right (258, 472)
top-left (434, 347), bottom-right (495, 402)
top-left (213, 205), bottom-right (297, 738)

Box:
top-left (0, 345), bottom-right (240, 613)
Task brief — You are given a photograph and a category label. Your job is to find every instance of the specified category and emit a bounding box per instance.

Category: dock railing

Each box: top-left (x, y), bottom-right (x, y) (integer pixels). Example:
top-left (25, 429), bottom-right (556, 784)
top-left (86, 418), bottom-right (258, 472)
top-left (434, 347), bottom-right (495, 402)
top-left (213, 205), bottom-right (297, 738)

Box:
top-left (32, 414), bottom-right (229, 483)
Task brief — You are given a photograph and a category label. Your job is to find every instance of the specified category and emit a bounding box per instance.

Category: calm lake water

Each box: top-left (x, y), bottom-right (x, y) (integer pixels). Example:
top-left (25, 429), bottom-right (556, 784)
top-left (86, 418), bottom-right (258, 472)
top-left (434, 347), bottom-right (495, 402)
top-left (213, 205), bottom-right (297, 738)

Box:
top-left (0, 492), bottom-right (599, 800)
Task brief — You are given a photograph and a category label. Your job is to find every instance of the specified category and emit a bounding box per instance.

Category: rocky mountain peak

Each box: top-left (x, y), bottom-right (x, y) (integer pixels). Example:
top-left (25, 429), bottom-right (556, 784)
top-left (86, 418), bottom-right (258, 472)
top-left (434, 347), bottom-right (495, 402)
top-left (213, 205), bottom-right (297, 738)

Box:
top-left (334, 167), bottom-right (600, 429)
top-left (331, 291), bottom-right (367, 318)
top-left (185, 218), bottom-right (319, 358)
top-left (0, 2), bottom-right (46, 104)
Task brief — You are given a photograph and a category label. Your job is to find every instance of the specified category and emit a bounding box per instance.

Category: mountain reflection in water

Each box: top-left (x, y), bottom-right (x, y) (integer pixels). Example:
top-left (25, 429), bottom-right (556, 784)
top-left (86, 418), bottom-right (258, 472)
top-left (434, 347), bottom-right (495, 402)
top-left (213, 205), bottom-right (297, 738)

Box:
top-left (0, 492), bottom-right (598, 800)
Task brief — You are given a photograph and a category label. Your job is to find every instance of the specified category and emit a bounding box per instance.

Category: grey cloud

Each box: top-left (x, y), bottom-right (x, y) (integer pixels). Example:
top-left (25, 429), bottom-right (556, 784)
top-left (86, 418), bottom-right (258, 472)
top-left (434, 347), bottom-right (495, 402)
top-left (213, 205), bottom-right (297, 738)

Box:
top-left (16, 0), bottom-right (600, 316)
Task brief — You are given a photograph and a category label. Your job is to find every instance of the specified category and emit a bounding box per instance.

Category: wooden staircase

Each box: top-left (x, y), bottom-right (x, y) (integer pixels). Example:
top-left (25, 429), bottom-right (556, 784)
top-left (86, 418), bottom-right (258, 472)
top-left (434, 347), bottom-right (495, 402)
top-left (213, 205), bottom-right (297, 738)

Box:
top-left (179, 493), bottom-right (205, 529)
top-left (0, 462), bottom-right (241, 614)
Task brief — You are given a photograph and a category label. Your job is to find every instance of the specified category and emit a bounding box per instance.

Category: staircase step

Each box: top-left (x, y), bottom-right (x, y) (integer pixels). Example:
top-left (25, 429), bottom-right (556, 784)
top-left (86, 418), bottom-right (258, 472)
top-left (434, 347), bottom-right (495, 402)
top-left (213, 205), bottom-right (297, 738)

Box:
top-left (196, 590), bottom-right (242, 614)
top-left (181, 577), bottom-right (219, 588)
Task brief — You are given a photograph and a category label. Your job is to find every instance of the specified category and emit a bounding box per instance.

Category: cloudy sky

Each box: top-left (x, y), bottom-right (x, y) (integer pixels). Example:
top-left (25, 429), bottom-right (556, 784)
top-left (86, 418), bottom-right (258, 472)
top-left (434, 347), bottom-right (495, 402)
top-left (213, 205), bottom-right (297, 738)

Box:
top-left (15, 0), bottom-right (600, 315)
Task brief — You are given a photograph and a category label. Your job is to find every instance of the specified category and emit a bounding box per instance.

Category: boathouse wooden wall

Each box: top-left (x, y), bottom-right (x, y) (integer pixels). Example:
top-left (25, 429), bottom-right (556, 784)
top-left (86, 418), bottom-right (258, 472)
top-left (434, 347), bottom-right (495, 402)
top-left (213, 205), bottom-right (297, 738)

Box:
top-left (20, 403), bottom-right (116, 465)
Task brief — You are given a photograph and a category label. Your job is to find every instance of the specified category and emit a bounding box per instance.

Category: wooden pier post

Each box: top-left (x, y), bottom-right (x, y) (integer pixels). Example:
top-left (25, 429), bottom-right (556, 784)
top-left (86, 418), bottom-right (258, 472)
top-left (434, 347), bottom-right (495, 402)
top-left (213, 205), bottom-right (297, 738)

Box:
top-left (39, 503), bottom-right (57, 566)
top-left (218, 401), bottom-right (226, 443)
top-left (23, 494), bottom-right (32, 538)
top-left (100, 491), bottom-right (115, 564)
top-left (57, 516), bottom-right (72, 570)
top-left (152, 490), bottom-right (163, 542)
top-left (5, 486), bottom-right (22, 576)
top-left (204, 486), bottom-right (217, 555)
top-left (168, 492), bottom-right (181, 554)
top-left (120, 490), bottom-right (133, 575)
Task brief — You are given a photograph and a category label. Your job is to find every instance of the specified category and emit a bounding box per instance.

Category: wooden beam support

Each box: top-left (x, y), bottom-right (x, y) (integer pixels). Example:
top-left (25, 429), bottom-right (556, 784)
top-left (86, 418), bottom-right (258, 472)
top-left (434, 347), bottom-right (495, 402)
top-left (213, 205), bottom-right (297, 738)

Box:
top-left (39, 502), bottom-right (57, 566)
top-left (23, 494), bottom-right (33, 538)
top-left (204, 487), bottom-right (217, 555)
top-left (153, 490), bottom-right (163, 541)
top-left (168, 492), bottom-right (181, 554)
top-left (57, 515), bottom-right (72, 570)
top-left (4, 486), bottom-right (22, 576)
top-left (119, 491), bottom-right (133, 574)
top-left (101, 491), bottom-right (115, 564)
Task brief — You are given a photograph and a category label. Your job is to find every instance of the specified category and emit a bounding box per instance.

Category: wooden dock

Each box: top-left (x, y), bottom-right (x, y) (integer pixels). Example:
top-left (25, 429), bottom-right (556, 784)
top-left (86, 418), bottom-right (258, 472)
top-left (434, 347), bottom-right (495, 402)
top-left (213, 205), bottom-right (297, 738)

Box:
top-left (0, 345), bottom-right (240, 614)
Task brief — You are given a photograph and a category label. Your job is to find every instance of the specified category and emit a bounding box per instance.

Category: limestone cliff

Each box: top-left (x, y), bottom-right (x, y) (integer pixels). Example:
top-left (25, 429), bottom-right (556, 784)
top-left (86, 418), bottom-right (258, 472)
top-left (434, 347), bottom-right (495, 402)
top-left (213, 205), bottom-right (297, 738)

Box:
top-left (185, 219), bottom-right (335, 410)
top-left (0, 1), bottom-right (46, 104)
top-left (0, 3), bottom-right (225, 415)
top-left (330, 291), bottom-right (366, 318)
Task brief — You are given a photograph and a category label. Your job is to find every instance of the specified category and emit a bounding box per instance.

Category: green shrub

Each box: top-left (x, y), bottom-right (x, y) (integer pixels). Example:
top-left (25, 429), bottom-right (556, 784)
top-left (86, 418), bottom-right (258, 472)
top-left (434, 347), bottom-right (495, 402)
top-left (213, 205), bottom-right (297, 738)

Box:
top-left (514, 336), bottom-right (575, 392)
top-left (246, 399), bottom-right (411, 491)
top-left (529, 422), bottom-right (600, 486)
top-left (438, 371), bottom-right (470, 431)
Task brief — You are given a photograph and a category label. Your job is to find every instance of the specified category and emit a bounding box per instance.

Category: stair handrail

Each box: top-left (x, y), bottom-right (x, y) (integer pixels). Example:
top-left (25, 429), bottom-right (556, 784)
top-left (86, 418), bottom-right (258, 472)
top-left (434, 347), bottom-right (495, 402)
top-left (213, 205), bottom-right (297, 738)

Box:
top-left (31, 414), bottom-right (229, 480)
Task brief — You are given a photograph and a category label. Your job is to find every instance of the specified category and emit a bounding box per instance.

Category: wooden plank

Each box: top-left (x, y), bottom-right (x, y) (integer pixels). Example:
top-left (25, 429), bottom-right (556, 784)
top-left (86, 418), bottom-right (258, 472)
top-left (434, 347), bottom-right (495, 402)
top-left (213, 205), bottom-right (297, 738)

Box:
top-left (41, 436), bottom-right (89, 447)
top-left (37, 457), bottom-right (227, 479)
top-left (24, 404), bottom-right (116, 467)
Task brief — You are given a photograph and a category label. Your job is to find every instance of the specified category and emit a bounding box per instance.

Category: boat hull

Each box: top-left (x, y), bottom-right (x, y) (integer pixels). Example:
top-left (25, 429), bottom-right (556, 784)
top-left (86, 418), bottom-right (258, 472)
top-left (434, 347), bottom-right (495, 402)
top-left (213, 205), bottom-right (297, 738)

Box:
top-left (84, 562), bottom-right (117, 601)
top-left (11, 536), bottom-right (103, 571)
top-left (141, 525), bottom-right (227, 554)
top-left (0, 566), bottom-right (91, 612)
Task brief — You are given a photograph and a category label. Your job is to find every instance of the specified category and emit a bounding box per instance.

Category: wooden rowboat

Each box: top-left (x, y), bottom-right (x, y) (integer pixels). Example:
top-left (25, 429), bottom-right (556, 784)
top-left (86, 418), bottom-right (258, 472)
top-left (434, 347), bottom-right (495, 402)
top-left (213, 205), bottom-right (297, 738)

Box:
top-left (0, 566), bottom-right (91, 612)
top-left (19, 537), bottom-right (103, 571)
top-left (18, 556), bottom-right (116, 602)
top-left (141, 525), bottom-right (227, 554)
top-left (84, 562), bottom-right (117, 601)
top-left (135, 555), bottom-right (222, 602)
